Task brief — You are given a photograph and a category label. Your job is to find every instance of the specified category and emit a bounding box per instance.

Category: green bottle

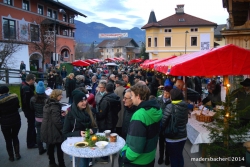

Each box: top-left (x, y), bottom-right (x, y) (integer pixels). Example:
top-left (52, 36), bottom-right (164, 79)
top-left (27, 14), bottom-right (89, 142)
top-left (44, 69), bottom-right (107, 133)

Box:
top-left (85, 128), bottom-right (90, 139)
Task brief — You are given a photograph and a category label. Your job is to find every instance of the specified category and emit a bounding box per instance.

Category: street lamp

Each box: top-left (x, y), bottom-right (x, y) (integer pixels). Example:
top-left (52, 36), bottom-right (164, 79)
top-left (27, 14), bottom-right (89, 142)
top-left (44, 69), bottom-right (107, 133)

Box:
top-left (92, 41), bottom-right (96, 58)
top-left (185, 31), bottom-right (189, 54)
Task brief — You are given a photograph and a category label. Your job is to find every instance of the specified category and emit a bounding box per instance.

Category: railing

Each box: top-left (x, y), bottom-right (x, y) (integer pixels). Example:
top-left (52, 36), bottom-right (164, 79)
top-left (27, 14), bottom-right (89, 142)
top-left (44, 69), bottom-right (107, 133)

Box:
top-left (0, 68), bottom-right (48, 84)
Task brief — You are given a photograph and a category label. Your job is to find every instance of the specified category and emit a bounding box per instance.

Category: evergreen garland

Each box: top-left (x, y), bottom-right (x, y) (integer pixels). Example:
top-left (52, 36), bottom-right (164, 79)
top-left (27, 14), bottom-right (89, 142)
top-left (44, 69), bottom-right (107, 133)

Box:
top-left (203, 89), bottom-right (250, 167)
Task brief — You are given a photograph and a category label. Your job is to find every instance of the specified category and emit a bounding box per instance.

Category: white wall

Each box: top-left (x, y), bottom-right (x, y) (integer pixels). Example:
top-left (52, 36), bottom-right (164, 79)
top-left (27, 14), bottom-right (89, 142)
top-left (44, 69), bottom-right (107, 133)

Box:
top-left (0, 42), bottom-right (30, 83)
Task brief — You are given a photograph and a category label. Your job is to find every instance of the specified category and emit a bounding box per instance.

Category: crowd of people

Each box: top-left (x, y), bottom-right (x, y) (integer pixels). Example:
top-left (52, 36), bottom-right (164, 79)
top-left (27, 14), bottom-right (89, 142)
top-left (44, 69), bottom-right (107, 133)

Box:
top-left (1, 61), bottom-right (250, 167)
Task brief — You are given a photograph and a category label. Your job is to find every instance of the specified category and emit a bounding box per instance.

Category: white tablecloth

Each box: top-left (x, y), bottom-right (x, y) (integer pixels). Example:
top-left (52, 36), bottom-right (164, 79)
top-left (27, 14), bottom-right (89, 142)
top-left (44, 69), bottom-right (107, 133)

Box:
top-left (187, 118), bottom-right (211, 153)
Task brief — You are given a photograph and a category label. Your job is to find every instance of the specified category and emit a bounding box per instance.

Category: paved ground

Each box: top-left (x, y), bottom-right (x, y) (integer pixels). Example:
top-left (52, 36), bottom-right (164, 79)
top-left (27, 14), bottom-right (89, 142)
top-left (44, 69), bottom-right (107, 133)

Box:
top-left (0, 90), bottom-right (207, 167)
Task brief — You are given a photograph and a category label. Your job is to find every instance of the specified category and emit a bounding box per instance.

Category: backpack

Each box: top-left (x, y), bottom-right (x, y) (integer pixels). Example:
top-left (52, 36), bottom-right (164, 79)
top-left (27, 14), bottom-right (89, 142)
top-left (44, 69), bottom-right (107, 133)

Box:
top-left (164, 104), bottom-right (178, 138)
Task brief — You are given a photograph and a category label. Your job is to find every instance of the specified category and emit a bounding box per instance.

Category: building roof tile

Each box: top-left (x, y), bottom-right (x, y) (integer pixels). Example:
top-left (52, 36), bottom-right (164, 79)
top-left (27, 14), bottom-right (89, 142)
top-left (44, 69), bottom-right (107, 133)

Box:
top-left (142, 13), bottom-right (217, 29)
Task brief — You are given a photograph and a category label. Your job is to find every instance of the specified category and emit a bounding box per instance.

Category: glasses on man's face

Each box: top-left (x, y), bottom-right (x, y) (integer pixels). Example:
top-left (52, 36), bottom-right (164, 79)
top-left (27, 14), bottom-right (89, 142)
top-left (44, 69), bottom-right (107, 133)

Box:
top-left (124, 97), bottom-right (131, 101)
top-left (98, 87), bottom-right (104, 89)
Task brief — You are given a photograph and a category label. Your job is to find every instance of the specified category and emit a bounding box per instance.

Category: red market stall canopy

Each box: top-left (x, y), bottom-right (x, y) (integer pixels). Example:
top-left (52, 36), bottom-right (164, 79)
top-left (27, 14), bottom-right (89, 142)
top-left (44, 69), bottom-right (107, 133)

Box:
top-left (140, 59), bottom-right (157, 67)
top-left (105, 58), bottom-right (116, 62)
top-left (72, 60), bottom-right (90, 67)
top-left (85, 59), bottom-right (96, 64)
top-left (156, 44), bottom-right (250, 76)
top-left (113, 57), bottom-right (124, 61)
top-left (92, 59), bottom-right (101, 62)
top-left (142, 56), bottom-right (177, 69)
top-left (128, 58), bottom-right (143, 64)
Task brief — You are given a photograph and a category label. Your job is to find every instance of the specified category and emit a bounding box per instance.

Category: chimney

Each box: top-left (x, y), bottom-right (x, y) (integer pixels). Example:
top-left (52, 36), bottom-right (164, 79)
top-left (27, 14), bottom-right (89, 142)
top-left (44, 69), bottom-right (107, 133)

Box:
top-left (175, 4), bottom-right (184, 14)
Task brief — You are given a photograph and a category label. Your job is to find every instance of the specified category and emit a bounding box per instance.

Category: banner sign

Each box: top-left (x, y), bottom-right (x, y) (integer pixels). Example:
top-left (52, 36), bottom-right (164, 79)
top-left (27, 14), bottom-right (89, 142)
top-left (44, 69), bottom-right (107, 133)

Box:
top-left (200, 34), bottom-right (210, 50)
top-left (99, 33), bottom-right (128, 38)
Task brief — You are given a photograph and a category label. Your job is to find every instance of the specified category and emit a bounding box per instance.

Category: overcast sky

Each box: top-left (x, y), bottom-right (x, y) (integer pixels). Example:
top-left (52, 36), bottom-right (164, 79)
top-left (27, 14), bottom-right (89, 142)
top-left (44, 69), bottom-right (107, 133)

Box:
top-left (59, 0), bottom-right (228, 30)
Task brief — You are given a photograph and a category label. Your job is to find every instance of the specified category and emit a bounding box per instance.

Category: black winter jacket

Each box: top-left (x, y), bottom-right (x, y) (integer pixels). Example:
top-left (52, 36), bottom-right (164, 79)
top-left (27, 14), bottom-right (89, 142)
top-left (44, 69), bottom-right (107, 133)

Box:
top-left (65, 78), bottom-right (76, 98)
top-left (162, 100), bottom-right (188, 139)
top-left (41, 98), bottom-right (64, 144)
top-left (63, 103), bottom-right (95, 139)
top-left (0, 93), bottom-right (21, 126)
top-left (121, 105), bottom-right (137, 140)
top-left (20, 82), bottom-right (35, 111)
top-left (30, 95), bottom-right (48, 118)
top-left (96, 92), bottom-right (120, 131)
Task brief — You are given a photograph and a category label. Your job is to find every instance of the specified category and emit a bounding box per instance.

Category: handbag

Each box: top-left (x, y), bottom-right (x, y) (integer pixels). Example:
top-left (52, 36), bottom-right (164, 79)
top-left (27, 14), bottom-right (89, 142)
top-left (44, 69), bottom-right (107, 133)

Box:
top-left (164, 104), bottom-right (179, 138)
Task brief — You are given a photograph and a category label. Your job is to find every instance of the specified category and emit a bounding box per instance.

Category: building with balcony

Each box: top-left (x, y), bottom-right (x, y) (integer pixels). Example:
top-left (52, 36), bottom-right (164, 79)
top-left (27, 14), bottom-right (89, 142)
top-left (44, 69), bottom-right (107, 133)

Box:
top-left (221, 0), bottom-right (250, 50)
top-left (0, 0), bottom-right (86, 70)
top-left (97, 38), bottom-right (139, 60)
top-left (141, 5), bottom-right (217, 59)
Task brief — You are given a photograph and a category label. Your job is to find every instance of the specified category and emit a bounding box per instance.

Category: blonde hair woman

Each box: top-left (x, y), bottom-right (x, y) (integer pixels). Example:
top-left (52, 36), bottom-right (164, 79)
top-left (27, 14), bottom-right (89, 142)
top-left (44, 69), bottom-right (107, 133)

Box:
top-left (63, 90), bottom-right (97, 167)
top-left (65, 73), bottom-right (76, 104)
top-left (41, 89), bottom-right (65, 167)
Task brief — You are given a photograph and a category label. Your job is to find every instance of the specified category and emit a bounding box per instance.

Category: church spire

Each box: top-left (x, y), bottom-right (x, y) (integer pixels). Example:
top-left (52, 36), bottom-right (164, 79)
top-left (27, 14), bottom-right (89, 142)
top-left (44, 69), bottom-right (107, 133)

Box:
top-left (147, 10), bottom-right (157, 24)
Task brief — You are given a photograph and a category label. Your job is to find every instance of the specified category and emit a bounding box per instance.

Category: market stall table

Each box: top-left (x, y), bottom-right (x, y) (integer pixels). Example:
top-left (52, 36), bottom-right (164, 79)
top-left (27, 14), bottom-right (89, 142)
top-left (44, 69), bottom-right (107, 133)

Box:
top-left (61, 134), bottom-right (125, 167)
top-left (187, 117), bottom-right (210, 153)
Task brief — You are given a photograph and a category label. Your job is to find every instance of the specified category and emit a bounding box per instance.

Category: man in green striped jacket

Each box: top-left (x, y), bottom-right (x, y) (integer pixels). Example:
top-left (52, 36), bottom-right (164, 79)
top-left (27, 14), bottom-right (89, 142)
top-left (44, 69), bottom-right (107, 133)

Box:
top-left (119, 82), bottom-right (162, 167)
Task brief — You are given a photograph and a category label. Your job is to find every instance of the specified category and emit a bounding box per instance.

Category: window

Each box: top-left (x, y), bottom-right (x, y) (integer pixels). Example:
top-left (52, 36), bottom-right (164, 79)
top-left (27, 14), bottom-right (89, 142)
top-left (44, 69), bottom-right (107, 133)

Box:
top-left (63, 14), bottom-right (67, 22)
top-left (164, 29), bottom-right (171, 33)
top-left (3, 18), bottom-right (16, 39)
top-left (4, 0), bottom-right (12, 5)
top-left (190, 28), bottom-right (198, 32)
top-left (62, 50), bottom-right (69, 58)
top-left (62, 29), bottom-right (68, 36)
top-left (117, 49), bottom-right (119, 52)
top-left (38, 5), bottom-right (43, 15)
top-left (47, 9), bottom-right (52, 17)
top-left (179, 18), bottom-right (185, 22)
top-left (154, 37), bottom-right (157, 47)
top-left (165, 37), bottom-right (171, 46)
top-left (22, 0), bottom-right (29, 11)
top-left (148, 38), bottom-right (151, 47)
top-left (53, 11), bottom-right (57, 19)
top-left (191, 37), bottom-right (197, 46)
top-left (30, 24), bottom-right (39, 41)
top-left (107, 49), bottom-right (108, 52)
top-left (69, 16), bottom-right (74, 24)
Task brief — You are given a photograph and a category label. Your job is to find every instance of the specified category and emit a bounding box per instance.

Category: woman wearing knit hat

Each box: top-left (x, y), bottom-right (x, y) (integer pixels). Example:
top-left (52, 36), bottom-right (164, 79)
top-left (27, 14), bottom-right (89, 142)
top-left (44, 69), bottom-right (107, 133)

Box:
top-left (41, 89), bottom-right (65, 167)
top-left (63, 90), bottom-right (97, 167)
top-left (30, 81), bottom-right (48, 155)
top-left (0, 86), bottom-right (21, 161)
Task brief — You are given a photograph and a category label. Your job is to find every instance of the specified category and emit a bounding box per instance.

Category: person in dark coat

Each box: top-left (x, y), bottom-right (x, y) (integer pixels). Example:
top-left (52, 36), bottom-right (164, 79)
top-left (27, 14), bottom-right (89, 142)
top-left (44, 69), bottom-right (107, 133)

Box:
top-left (60, 66), bottom-right (67, 79)
top-left (20, 74), bottom-right (37, 149)
top-left (157, 86), bottom-right (172, 165)
top-left (162, 89), bottom-right (188, 167)
top-left (96, 83), bottom-right (120, 133)
top-left (65, 73), bottom-right (76, 104)
top-left (30, 81), bottom-right (48, 155)
top-left (231, 78), bottom-right (250, 126)
top-left (91, 75), bottom-right (98, 96)
top-left (20, 60), bottom-right (26, 72)
top-left (55, 72), bottom-right (63, 90)
top-left (146, 76), bottom-right (158, 97)
top-left (0, 86), bottom-right (21, 161)
top-left (41, 89), bottom-right (65, 167)
top-left (121, 89), bottom-right (136, 140)
top-left (63, 90), bottom-right (97, 167)
top-left (47, 70), bottom-right (55, 89)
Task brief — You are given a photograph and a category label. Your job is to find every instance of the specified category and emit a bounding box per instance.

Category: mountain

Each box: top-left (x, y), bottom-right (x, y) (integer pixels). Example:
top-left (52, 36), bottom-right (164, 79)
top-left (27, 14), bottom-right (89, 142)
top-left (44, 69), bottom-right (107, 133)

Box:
top-left (74, 20), bottom-right (145, 44)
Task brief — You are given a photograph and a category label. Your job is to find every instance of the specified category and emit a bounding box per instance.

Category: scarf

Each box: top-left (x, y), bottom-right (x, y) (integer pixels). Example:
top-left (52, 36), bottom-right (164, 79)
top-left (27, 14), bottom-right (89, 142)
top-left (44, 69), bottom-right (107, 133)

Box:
top-left (71, 103), bottom-right (91, 128)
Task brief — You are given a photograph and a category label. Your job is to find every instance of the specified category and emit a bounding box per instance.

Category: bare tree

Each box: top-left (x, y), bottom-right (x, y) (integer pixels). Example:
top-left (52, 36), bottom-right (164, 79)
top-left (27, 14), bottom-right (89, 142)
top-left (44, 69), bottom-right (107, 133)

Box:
top-left (29, 18), bottom-right (55, 69)
top-left (0, 39), bottom-right (22, 69)
top-left (75, 42), bottom-right (85, 60)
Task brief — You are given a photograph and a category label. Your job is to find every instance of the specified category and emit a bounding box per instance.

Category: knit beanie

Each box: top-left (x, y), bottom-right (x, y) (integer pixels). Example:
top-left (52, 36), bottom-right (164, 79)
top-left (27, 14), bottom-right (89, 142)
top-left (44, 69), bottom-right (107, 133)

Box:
top-left (72, 90), bottom-right (87, 105)
top-left (0, 86), bottom-right (9, 94)
top-left (36, 81), bottom-right (45, 94)
top-left (170, 88), bottom-right (183, 100)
